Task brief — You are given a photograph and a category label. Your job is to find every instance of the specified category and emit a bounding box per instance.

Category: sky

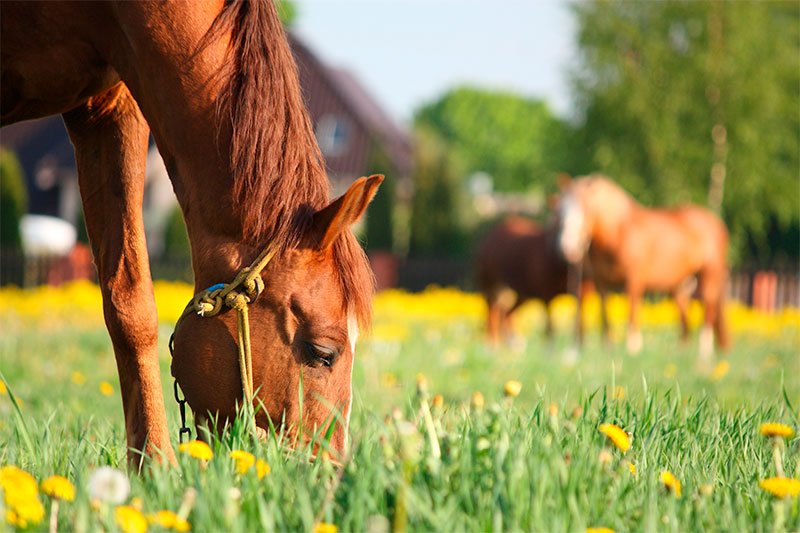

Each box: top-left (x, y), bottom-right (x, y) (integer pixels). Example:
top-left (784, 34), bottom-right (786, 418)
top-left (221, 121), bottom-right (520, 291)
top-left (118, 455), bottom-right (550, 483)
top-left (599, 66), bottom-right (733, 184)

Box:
top-left (292, 0), bottom-right (577, 126)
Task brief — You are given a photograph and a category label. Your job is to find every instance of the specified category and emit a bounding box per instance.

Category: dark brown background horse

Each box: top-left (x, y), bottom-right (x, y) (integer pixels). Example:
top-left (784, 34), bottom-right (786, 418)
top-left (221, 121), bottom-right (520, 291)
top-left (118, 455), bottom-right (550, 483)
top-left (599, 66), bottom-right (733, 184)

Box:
top-left (476, 217), bottom-right (570, 347)
top-left (2, 0), bottom-right (380, 464)
top-left (557, 174), bottom-right (729, 363)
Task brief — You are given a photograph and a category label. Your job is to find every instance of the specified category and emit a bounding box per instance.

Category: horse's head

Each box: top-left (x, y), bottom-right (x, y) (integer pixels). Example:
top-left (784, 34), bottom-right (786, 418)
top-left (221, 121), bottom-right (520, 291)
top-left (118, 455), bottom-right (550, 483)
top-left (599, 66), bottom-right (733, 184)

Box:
top-left (556, 174), bottom-right (592, 263)
top-left (556, 173), bottom-right (634, 263)
top-left (172, 175), bottom-right (383, 456)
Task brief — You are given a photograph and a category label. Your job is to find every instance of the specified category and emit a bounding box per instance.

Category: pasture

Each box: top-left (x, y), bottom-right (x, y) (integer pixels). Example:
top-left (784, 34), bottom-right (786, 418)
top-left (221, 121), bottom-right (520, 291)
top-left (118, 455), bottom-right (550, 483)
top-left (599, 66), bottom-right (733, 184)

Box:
top-left (1, 282), bottom-right (799, 532)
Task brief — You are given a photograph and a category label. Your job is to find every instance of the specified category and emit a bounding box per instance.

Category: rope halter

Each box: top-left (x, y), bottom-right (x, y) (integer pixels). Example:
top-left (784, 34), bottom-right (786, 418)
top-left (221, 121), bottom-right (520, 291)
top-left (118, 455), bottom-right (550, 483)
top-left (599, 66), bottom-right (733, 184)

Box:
top-left (170, 246), bottom-right (277, 441)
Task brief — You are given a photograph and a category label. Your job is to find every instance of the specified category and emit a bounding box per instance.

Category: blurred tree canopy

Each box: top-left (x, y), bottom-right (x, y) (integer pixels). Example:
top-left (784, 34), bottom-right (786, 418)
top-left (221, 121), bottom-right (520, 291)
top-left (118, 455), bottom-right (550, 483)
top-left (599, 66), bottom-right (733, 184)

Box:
top-left (415, 87), bottom-right (570, 193)
top-left (409, 126), bottom-right (471, 257)
top-left (0, 149), bottom-right (27, 250)
top-left (570, 0), bottom-right (799, 265)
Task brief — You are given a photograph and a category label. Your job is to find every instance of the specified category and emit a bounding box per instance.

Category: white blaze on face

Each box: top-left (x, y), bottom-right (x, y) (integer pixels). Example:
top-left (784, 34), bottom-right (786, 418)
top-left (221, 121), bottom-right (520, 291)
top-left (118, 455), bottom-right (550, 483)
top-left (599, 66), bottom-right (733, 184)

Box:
top-left (559, 195), bottom-right (588, 263)
top-left (344, 313), bottom-right (359, 434)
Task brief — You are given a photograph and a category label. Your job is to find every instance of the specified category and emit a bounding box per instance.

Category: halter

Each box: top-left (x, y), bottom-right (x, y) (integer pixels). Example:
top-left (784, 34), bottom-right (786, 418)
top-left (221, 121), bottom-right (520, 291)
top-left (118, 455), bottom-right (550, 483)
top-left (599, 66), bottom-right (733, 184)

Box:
top-left (169, 245), bottom-right (277, 443)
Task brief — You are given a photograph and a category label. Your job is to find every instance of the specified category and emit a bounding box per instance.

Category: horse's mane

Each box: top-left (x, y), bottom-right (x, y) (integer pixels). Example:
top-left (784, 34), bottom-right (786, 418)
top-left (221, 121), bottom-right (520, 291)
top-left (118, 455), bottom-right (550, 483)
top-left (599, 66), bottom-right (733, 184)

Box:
top-left (581, 174), bottom-right (637, 211)
top-left (210, 0), bottom-right (373, 326)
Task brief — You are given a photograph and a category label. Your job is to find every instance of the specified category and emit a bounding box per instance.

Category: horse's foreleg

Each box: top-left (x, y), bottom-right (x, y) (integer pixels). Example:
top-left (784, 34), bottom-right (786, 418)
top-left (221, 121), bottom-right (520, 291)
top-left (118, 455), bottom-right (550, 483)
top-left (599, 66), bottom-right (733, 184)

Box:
top-left (486, 299), bottom-right (501, 348)
top-left (598, 287), bottom-right (611, 345)
top-left (674, 289), bottom-right (690, 343)
top-left (63, 83), bottom-right (175, 468)
top-left (626, 286), bottom-right (643, 355)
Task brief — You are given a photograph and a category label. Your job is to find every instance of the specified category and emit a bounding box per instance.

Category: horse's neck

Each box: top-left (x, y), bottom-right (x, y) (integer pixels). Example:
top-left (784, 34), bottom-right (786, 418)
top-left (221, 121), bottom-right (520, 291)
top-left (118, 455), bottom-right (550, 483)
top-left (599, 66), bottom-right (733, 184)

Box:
top-left (112, 3), bottom-right (310, 287)
top-left (589, 193), bottom-right (635, 251)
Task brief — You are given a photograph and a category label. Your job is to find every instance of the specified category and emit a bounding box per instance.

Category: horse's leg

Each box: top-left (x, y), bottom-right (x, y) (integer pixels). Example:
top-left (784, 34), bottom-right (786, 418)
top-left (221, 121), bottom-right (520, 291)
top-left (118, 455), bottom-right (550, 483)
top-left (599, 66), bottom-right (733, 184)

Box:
top-left (598, 286), bottom-right (611, 345)
top-left (543, 300), bottom-right (554, 341)
top-left (626, 285), bottom-right (643, 355)
top-left (674, 289), bottom-right (690, 343)
top-left (486, 296), bottom-right (501, 348)
top-left (699, 268), bottom-right (728, 364)
top-left (63, 83), bottom-right (175, 467)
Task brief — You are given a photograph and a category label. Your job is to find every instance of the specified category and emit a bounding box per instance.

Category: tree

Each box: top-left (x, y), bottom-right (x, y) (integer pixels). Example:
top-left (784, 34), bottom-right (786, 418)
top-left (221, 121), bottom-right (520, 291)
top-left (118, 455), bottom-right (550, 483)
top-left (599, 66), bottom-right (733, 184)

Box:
top-left (0, 149), bottom-right (27, 250)
top-left (364, 145), bottom-right (396, 252)
top-left (415, 87), bottom-right (571, 193)
top-left (408, 127), bottom-right (470, 257)
top-left (570, 1), bottom-right (800, 265)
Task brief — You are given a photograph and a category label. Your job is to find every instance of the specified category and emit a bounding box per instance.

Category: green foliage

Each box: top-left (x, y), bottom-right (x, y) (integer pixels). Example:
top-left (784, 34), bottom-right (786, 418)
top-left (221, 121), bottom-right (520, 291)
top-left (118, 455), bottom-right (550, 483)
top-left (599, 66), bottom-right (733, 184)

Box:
top-left (0, 149), bottom-right (27, 250)
top-left (409, 127), bottom-right (470, 257)
top-left (571, 1), bottom-right (800, 265)
top-left (163, 206), bottom-right (191, 259)
top-left (364, 146), bottom-right (395, 251)
top-left (415, 87), bottom-right (571, 192)
top-left (276, 0), bottom-right (297, 26)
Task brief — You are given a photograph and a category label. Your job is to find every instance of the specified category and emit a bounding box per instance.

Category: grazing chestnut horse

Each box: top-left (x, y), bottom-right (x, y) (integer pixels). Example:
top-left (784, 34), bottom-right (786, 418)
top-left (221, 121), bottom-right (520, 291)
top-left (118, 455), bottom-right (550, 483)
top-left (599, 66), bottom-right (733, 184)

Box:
top-left (476, 217), bottom-right (570, 347)
top-left (2, 0), bottom-right (381, 464)
top-left (557, 174), bottom-right (729, 361)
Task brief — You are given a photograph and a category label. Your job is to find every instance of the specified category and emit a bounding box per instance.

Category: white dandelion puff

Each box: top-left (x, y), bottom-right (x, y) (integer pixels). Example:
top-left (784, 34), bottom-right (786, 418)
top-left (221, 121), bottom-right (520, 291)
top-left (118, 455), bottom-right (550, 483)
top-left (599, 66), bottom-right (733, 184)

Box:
top-left (88, 466), bottom-right (130, 504)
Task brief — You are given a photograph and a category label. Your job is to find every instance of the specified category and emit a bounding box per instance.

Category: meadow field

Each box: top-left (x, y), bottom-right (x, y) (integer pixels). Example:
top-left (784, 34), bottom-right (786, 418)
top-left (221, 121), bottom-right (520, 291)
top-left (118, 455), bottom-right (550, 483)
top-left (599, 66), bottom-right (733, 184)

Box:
top-left (1, 281), bottom-right (799, 532)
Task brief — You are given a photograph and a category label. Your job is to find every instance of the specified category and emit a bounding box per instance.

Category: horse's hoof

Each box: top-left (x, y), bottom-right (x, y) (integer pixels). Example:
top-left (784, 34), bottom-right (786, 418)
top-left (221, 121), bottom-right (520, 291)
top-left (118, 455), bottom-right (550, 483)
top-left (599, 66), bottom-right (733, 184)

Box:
top-left (626, 331), bottom-right (643, 355)
top-left (562, 346), bottom-right (579, 366)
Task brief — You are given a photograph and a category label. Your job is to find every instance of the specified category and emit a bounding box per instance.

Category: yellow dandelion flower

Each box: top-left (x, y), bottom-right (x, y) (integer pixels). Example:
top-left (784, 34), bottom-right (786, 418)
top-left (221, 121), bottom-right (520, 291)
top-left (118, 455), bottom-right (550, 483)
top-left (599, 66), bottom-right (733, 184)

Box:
top-left (710, 360), bottom-right (729, 381)
top-left (1, 465), bottom-right (40, 510)
top-left (115, 505), bottom-right (148, 533)
top-left (431, 394), bottom-right (444, 409)
top-left (471, 391), bottom-right (485, 409)
top-left (256, 459), bottom-right (270, 479)
top-left (627, 461), bottom-right (637, 476)
top-left (100, 381), bottom-right (114, 396)
top-left (314, 522), bottom-right (338, 533)
top-left (759, 477), bottom-right (800, 499)
top-left (503, 380), bottom-right (522, 398)
top-left (0, 381), bottom-right (7, 395)
top-left (700, 483), bottom-right (714, 496)
top-left (148, 510), bottom-right (191, 531)
top-left (599, 423), bottom-right (631, 453)
top-left (415, 373), bottom-right (428, 393)
top-left (380, 372), bottom-right (397, 389)
top-left (179, 440), bottom-right (213, 461)
top-left (71, 371), bottom-right (87, 385)
top-left (5, 499), bottom-right (45, 529)
top-left (587, 528), bottom-right (614, 533)
top-left (229, 450), bottom-right (256, 475)
top-left (40, 475), bottom-right (75, 501)
top-left (612, 386), bottom-right (626, 400)
top-left (548, 403), bottom-right (559, 417)
top-left (660, 470), bottom-right (682, 497)
top-left (759, 423), bottom-right (795, 439)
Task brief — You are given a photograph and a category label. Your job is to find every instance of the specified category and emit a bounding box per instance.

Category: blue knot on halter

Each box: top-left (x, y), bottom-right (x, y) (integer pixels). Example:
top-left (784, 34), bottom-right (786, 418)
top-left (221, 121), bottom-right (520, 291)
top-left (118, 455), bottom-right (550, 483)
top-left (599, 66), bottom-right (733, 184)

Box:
top-left (206, 283), bottom-right (225, 292)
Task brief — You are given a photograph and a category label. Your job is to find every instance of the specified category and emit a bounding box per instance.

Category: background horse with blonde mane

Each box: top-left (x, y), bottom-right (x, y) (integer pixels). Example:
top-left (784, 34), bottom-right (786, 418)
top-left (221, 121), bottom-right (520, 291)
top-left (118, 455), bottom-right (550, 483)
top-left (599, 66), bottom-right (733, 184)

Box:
top-left (2, 0), bottom-right (381, 465)
top-left (557, 174), bottom-right (729, 363)
top-left (476, 217), bottom-right (570, 348)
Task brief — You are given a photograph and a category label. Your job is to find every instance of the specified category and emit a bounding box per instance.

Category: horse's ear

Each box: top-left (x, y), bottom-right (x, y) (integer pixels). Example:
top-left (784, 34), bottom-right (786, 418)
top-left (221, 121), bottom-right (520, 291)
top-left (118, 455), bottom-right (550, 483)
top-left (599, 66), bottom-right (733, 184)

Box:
top-left (313, 174), bottom-right (384, 251)
top-left (557, 173), bottom-right (572, 191)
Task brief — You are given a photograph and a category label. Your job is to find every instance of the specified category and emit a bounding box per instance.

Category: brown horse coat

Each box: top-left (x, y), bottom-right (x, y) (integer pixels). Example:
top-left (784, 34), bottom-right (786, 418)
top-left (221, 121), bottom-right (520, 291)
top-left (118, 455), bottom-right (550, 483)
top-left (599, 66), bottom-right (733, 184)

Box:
top-left (558, 175), bottom-right (729, 359)
top-left (2, 0), bottom-right (379, 465)
top-left (476, 217), bottom-right (569, 346)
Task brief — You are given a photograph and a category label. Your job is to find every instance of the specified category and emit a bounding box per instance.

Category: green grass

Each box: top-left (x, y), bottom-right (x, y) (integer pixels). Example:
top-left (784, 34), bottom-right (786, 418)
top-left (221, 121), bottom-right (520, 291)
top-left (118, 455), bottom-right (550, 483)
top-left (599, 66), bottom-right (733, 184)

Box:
top-left (1, 309), bottom-right (799, 532)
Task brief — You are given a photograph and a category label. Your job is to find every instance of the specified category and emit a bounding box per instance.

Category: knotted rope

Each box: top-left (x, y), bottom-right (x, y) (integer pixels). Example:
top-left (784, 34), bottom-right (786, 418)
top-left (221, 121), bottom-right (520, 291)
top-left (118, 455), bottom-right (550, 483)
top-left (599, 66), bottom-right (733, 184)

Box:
top-left (170, 246), bottom-right (277, 439)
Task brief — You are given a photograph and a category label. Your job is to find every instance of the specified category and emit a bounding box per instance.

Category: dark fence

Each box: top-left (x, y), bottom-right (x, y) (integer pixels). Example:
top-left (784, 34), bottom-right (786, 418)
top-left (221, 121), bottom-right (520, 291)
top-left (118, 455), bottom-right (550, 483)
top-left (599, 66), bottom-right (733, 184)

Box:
top-left (2, 248), bottom-right (798, 310)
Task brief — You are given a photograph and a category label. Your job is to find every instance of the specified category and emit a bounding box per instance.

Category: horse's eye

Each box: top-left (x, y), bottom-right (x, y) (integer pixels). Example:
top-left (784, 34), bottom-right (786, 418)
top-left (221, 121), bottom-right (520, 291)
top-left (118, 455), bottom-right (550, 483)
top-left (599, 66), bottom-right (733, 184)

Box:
top-left (303, 342), bottom-right (337, 367)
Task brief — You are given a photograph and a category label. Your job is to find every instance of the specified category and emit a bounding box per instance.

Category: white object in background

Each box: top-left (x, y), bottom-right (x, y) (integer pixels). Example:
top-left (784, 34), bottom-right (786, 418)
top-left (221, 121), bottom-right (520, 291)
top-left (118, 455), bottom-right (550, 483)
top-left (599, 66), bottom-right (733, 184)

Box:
top-left (20, 214), bottom-right (77, 256)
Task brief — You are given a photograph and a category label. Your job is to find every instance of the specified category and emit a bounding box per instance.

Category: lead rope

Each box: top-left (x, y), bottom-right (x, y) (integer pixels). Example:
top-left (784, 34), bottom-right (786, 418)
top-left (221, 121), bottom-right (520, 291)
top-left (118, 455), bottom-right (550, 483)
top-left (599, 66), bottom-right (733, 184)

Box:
top-left (169, 246), bottom-right (277, 443)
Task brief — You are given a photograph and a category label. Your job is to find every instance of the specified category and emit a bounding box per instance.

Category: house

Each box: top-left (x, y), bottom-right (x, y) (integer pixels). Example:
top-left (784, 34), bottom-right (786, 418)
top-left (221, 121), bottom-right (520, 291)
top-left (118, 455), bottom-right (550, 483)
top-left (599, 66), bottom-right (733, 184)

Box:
top-left (0, 33), bottom-right (411, 257)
